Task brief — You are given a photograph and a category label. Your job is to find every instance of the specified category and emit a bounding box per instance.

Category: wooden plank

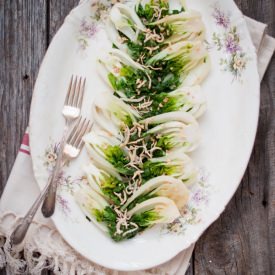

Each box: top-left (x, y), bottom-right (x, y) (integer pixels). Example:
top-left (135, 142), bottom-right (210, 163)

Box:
top-left (185, 256), bottom-right (194, 275)
top-left (0, 0), bottom-right (47, 274)
top-left (194, 0), bottom-right (275, 274)
top-left (0, 0), bottom-right (47, 192)
top-left (48, 0), bottom-right (80, 41)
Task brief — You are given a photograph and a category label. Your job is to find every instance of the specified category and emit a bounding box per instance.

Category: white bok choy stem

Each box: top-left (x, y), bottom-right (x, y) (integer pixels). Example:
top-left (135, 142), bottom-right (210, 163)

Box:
top-left (110, 3), bottom-right (146, 40)
top-left (106, 3), bottom-right (146, 51)
top-left (84, 164), bottom-right (110, 197)
top-left (144, 148), bottom-right (198, 185)
top-left (147, 40), bottom-right (210, 86)
top-left (122, 175), bottom-right (189, 210)
top-left (169, 0), bottom-right (186, 11)
top-left (141, 111), bottom-right (201, 152)
top-left (150, 10), bottom-right (205, 43)
top-left (97, 49), bottom-right (146, 97)
top-left (92, 91), bottom-right (140, 137)
top-left (146, 40), bottom-right (207, 66)
top-left (141, 110), bottom-right (197, 125)
top-left (168, 85), bottom-right (207, 118)
top-left (135, 0), bottom-right (186, 12)
top-left (75, 185), bottom-right (109, 233)
top-left (83, 131), bottom-right (122, 179)
top-left (180, 55), bottom-right (211, 87)
top-left (128, 197), bottom-right (180, 224)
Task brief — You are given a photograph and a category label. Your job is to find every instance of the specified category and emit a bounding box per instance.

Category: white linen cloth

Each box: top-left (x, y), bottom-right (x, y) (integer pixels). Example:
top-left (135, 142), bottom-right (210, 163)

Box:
top-left (0, 15), bottom-right (274, 275)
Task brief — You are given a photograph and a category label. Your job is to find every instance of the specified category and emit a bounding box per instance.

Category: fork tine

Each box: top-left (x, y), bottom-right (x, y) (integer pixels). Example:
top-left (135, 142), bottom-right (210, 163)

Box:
top-left (69, 76), bottom-right (78, 106)
top-left (71, 119), bottom-right (89, 148)
top-left (79, 122), bottom-right (93, 150)
top-left (77, 78), bottom-right (86, 109)
top-left (64, 76), bottom-right (73, 105)
top-left (73, 77), bottom-right (82, 107)
top-left (66, 116), bottom-right (82, 141)
top-left (73, 120), bottom-right (92, 149)
top-left (68, 118), bottom-right (87, 146)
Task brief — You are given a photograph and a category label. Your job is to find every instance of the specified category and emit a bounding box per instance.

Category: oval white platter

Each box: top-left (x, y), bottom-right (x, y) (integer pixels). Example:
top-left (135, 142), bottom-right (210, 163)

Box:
top-left (29, 0), bottom-right (260, 271)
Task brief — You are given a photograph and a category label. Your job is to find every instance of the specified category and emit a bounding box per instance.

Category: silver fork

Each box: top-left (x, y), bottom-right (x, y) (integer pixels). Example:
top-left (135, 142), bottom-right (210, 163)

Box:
top-left (10, 117), bottom-right (93, 245)
top-left (41, 76), bottom-right (86, 218)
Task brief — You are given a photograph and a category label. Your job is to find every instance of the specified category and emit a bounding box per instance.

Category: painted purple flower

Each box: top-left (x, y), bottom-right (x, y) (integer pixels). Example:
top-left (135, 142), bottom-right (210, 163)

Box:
top-left (211, 5), bottom-right (248, 81)
top-left (224, 34), bottom-right (241, 54)
top-left (79, 19), bottom-right (99, 38)
top-left (57, 195), bottom-right (70, 215)
top-left (212, 7), bottom-right (230, 29)
top-left (192, 189), bottom-right (208, 204)
top-left (78, 18), bottom-right (100, 50)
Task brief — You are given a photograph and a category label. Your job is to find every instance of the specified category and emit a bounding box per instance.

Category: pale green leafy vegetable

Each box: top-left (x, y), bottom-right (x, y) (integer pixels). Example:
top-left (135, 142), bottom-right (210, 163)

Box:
top-left (92, 91), bottom-right (140, 136)
top-left (110, 3), bottom-right (146, 42)
top-left (150, 10), bottom-right (205, 44)
top-left (84, 164), bottom-right (129, 206)
top-left (75, 185), bottom-right (110, 233)
top-left (123, 175), bottom-right (189, 210)
top-left (128, 197), bottom-right (180, 225)
top-left (142, 148), bottom-right (198, 184)
top-left (142, 111), bottom-right (201, 152)
top-left (146, 40), bottom-right (210, 86)
top-left (84, 131), bottom-right (136, 177)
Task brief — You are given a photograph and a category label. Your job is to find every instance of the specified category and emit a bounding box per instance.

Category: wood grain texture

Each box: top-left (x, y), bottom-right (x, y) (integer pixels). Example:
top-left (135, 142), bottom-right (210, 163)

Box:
top-left (0, 1), bottom-right (47, 274)
top-left (0, 0), bottom-right (274, 274)
top-left (48, 0), bottom-right (80, 41)
top-left (0, 0), bottom-right (47, 191)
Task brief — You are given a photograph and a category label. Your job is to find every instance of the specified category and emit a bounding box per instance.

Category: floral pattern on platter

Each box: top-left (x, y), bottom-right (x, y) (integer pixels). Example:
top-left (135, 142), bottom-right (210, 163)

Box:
top-left (43, 141), bottom-right (59, 172)
top-left (78, 18), bottom-right (100, 50)
top-left (58, 174), bottom-right (83, 195)
top-left (56, 194), bottom-right (71, 216)
top-left (43, 141), bottom-right (85, 216)
top-left (56, 174), bottom-right (86, 216)
top-left (162, 168), bottom-right (210, 235)
top-left (210, 4), bottom-right (249, 80)
top-left (77, 0), bottom-right (128, 50)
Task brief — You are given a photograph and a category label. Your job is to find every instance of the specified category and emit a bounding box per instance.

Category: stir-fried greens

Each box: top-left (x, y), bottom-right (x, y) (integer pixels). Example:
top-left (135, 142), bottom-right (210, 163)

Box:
top-left (75, 0), bottom-right (210, 241)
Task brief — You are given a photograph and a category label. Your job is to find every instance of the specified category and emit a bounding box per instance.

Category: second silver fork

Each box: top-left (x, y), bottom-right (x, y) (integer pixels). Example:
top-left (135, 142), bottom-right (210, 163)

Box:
top-left (10, 117), bottom-right (92, 245)
top-left (41, 76), bottom-right (86, 218)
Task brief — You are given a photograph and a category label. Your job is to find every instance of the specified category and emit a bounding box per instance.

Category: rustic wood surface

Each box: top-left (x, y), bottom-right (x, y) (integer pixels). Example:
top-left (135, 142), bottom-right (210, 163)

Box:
top-left (0, 0), bottom-right (274, 274)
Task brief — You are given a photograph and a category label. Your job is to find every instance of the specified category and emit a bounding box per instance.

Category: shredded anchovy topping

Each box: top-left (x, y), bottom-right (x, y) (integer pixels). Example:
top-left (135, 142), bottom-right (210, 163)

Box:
top-left (114, 190), bottom-right (128, 205)
top-left (136, 78), bottom-right (147, 89)
top-left (122, 96), bottom-right (146, 103)
top-left (120, 126), bottom-right (131, 147)
top-left (122, 223), bottom-right (139, 236)
top-left (144, 45), bottom-right (159, 54)
top-left (113, 207), bottom-right (139, 236)
top-left (144, 28), bottom-right (164, 43)
top-left (114, 207), bottom-right (131, 235)
top-left (144, 65), bottom-right (162, 71)
top-left (119, 36), bottom-right (128, 43)
top-left (145, 71), bottom-right (152, 89)
top-left (151, 6), bottom-right (168, 21)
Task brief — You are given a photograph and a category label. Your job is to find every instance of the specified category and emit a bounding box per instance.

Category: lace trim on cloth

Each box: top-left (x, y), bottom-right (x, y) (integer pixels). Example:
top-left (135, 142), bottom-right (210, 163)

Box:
top-left (0, 213), bottom-right (171, 275)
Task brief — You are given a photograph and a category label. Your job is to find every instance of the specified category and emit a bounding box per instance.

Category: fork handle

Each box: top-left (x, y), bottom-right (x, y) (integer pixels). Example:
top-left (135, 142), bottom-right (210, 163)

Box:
top-left (41, 172), bottom-right (61, 218)
top-left (41, 154), bottom-right (65, 218)
top-left (10, 175), bottom-right (53, 245)
top-left (41, 126), bottom-right (69, 218)
top-left (41, 176), bottom-right (59, 217)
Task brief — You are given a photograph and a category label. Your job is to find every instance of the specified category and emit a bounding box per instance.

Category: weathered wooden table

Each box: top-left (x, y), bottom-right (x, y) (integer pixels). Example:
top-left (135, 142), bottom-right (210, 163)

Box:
top-left (0, 1), bottom-right (274, 274)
